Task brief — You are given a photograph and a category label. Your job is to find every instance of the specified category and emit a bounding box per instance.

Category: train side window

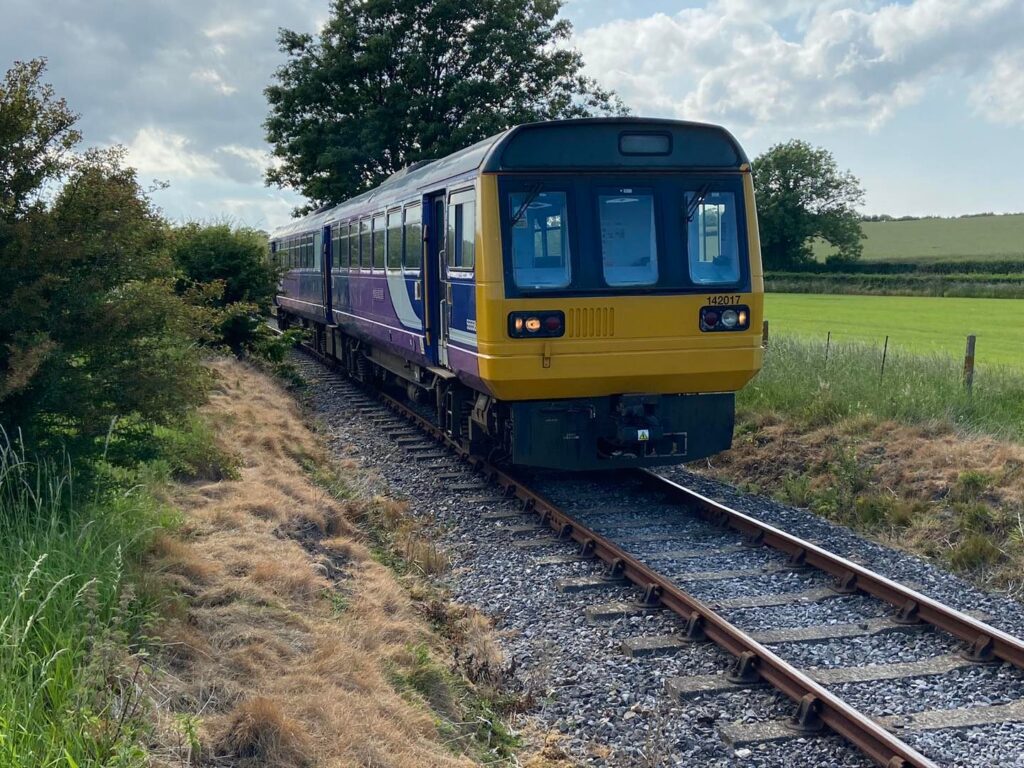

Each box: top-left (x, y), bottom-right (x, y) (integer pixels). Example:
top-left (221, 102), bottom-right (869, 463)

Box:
top-left (446, 191), bottom-right (475, 273)
top-left (359, 219), bottom-right (371, 270)
top-left (598, 189), bottom-right (658, 287)
top-left (508, 190), bottom-right (571, 289)
top-left (403, 204), bottom-right (422, 272)
top-left (339, 224), bottom-right (352, 272)
top-left (330, 223), bottom-right (340, 271)
top-left (372, 214), bottom-right (386, 270)
top-left (386, 210), bottom-right (403, 270)
top-left (313, 231), bottom-right (322, 271)
top-left (686, 190), bottom-right (740, 285)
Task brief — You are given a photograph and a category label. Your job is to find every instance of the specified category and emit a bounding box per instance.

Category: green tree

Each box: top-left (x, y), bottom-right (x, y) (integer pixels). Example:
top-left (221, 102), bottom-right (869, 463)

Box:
top-left (0, 60), bottom-right (209, 452)
top-left (172, 223), bottom-right (278, 355)
top-left (265, 0), bottom-right (627, 208)
top-left (753, 140), bottom-right (866, 269)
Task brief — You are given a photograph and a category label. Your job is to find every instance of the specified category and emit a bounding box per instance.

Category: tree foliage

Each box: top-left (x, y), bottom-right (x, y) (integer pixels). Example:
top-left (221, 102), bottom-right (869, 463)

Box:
top-left (172, 223), bottom-right (278, 356)
top-left (753, 140), bottom-right (866, 269)
top-left (265, 0), bottom-right (627, 208)
top-left (0, 60), bottom-right (209, 452)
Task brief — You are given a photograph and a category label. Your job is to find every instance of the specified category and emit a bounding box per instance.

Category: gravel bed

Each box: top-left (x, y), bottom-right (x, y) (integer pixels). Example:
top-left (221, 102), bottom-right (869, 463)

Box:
top-left (722, 595), bottom-right (890, 631)
top-left (293, 356), bottom-right (1024, 766)
top-left (766, 628), bottom-right (963, 670)
top-left (834, 663), bottom-right (1024, 717)
top-left (673, 570), bottom-right (831, 602)
top-left (904, 723), bottom-right (1024, 767)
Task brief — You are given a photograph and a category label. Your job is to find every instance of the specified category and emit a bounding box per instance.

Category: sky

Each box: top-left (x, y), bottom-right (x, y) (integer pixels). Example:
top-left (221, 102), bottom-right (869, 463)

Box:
top-left (2, 0), bottom-right (1023, 230)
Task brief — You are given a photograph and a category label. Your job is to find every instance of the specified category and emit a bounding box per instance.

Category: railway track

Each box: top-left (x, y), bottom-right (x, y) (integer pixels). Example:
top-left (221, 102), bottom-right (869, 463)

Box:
top-left (286, 338), bottom-right (1024, 767)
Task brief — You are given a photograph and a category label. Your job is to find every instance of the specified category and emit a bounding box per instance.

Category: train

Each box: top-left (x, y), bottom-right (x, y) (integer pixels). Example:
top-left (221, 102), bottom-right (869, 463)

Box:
top-left (269, 118), bottom-right (764, 470)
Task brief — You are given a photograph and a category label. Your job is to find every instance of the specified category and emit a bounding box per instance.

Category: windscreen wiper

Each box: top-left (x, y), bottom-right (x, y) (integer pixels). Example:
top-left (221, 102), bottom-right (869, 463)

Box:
top-left (510, 182), bottom-right (544, 226)
top-left (685, 183), bottom-right (711, 223)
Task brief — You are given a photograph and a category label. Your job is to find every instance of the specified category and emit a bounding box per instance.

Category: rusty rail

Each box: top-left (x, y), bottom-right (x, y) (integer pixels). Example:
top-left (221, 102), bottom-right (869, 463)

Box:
top-left (638, 470), bottom-right (1024, 671)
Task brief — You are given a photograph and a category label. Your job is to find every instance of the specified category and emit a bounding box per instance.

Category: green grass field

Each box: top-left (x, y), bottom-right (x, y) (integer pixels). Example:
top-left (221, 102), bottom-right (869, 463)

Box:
top-left (812, 213), bottom-right (1024, 263)
top-left (766, 293), bottom-right (1024, 368)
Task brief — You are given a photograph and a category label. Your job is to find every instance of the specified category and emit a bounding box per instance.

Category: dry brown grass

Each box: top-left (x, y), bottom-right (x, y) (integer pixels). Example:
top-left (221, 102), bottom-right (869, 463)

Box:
top-left (146, 359), bottom-right (481, 768)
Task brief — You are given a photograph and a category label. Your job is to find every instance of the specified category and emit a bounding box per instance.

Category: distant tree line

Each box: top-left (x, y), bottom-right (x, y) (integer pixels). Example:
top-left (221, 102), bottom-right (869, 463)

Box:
top-left (0, 59), bottom-right (279, 459)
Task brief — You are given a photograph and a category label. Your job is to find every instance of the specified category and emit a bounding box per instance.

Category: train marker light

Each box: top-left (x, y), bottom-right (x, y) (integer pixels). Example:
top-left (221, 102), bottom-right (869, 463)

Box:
top-left (508, 311), bottom-right (565, 338)
top-left (700, 305), bottom-right (750, 332)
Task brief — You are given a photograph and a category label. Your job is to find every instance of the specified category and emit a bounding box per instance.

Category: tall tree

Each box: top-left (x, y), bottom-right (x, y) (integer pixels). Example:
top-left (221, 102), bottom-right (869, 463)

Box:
top-left (265, 0), bottom-right (627, 208)
top-left (753, 140), bottom-right (866, 269)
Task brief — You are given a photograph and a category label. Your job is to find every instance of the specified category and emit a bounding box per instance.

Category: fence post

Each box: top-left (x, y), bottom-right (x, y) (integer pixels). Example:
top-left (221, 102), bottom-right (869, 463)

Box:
top-left (880, 335), bottom-right (889, 384)
top-left (963, 335), bottom-right (976, 393)
top-left (824, 331), bottom-right (831, 367)
top-left (762, 320), bottom-right (769, 348)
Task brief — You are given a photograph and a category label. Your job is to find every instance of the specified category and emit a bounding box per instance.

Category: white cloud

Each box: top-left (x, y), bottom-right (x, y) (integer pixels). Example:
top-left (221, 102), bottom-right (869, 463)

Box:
top-left (971, 50), bottom-right (1024, 125)
top-left (573, 0), bottom-right (1024, 131)
top-left (190, 67), bottom-right (238, 95)
top-left (126, 127), bottom-right (219, 179)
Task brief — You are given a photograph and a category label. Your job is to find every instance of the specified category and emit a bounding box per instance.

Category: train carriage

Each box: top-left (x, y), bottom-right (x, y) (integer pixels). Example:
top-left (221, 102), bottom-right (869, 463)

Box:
top-left (270, 117), bottom-right (764, 470)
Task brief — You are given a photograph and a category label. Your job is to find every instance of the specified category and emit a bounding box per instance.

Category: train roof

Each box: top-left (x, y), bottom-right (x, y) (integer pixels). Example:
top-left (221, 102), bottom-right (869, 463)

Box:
top-left (270, 117), bottom-right (747, 240)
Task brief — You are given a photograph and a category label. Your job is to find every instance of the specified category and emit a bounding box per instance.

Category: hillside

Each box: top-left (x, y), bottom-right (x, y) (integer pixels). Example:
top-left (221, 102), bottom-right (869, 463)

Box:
top-left (812, 213), bottom-right (1024, 263)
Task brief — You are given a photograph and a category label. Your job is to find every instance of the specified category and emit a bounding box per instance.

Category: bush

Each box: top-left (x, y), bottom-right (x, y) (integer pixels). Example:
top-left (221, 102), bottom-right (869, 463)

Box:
top-left (172, 224), bottom-right (278, 356)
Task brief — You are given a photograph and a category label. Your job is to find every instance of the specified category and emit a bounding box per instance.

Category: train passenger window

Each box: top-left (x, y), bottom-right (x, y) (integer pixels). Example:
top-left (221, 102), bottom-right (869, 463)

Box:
top-left (598, 189), bottom-right (658, 286)
top-left (446, 193), bottom-right (475, 272)
top-left (335, 224), bottom-right (347, 271)
top-left (313, 232), bottom-right (322, 271)
top-left (372, 214), bottom-right (386, 270)
top-left (386, 211), bottom-right (403, 270)
top-left (331, 224), bottom-right (341, 271)
top-left (359, 219), bottom-right (371, 269)
top-left (403, 204), bottom-right (422, 272)
top-left (508, 190), bottom-right (571, 289)
top-left (686, 190), bottom-right (740, 285)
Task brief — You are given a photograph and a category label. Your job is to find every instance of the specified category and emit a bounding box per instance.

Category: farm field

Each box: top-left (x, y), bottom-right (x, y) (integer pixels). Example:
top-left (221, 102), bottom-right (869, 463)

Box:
top-left (812, 213), bottom-right (1024, 262)
top-left (765, 293), bottom-right (1024, 367)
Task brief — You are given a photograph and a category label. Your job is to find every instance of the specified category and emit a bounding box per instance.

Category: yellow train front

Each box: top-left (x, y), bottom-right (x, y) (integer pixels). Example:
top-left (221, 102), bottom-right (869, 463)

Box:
top-left (272, 118), bottom-right (762, 470)
top-left (467, 119), bottom-right (763, 469)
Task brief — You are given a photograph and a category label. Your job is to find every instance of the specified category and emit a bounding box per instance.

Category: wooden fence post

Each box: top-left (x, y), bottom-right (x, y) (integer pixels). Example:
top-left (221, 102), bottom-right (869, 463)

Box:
top-left (963, 335), bottom-right (976, 393)
top-left (880, 335), bottom-right (889, 384)
top-left (762, 320), bottom-right (769, 348)
top-left (824, 331), bottom-right (831, 367)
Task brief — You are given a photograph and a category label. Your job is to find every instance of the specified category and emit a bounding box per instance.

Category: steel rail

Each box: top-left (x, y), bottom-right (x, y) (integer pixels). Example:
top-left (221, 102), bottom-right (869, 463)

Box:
top-left (637, 469), bottom-right (1024, 671)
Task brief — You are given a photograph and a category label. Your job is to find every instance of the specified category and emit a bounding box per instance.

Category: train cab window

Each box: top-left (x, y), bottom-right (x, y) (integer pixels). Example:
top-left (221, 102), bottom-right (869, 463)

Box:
top-left (447, 191), bottom-right (475, 273)
top-left (372, 214), bottom-right (386, 270)
top-left (686, 190), bottom-right (740, 285)
top-left (386, 211), bottom-right (403, 270)
top-left (359, 219), bottom-right (371, 270)
top-left (508, 190), bottom-right (571, 289)
top-left (598, 189), bottom-right (658, 287)
top-left (403, 204), bottom-right (422, 272)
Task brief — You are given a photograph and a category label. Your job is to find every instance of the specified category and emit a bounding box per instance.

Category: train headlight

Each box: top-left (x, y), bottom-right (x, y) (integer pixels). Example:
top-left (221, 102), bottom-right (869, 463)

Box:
top-left (701, 305), bottom-right (751, 332)
top-left (508, 311), bottom-right (565, 338)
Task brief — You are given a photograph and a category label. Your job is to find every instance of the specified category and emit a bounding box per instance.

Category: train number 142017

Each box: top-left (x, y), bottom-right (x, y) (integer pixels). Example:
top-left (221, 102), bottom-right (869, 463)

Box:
top-left (706, 294), bottom-right (743, 306)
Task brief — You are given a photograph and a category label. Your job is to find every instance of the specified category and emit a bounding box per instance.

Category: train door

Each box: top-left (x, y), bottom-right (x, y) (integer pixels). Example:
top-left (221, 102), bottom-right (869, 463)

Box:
top-left (425, 192), bottom-right (448, 367)
top-left (320, 223), bottom-right (332, 323)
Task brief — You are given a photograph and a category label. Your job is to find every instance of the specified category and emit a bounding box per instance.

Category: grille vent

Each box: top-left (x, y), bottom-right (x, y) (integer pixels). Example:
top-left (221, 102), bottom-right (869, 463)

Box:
top-left (567, 307), bottom-right (615, 338)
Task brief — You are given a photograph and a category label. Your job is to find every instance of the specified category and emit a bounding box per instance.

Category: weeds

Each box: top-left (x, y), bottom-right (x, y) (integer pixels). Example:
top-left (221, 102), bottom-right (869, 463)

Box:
top-left (0, 435), bottom-right (161, 767)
